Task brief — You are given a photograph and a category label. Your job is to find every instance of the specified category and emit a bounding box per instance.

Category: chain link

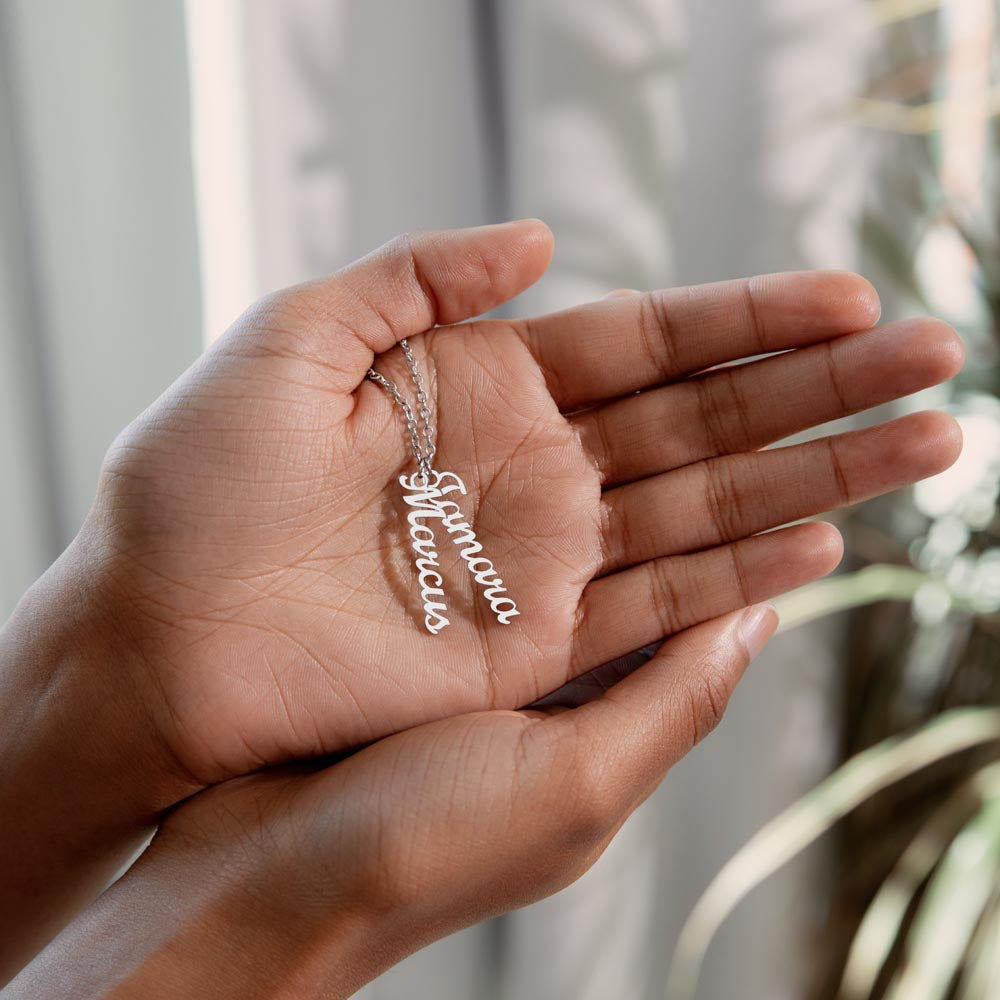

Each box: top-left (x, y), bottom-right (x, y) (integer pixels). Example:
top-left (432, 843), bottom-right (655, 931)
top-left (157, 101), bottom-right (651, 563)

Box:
top-left (367, 338), bottom-right (436, 481)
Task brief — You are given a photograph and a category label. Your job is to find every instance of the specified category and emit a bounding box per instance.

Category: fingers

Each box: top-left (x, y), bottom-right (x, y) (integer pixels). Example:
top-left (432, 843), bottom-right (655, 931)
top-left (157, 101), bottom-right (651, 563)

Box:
top-left (575, 318), bottom-right (965, 488)
top-left (261, 220), bottom-right (554, 392)
top-left (519, 270), bottom-right (881, 410)
top-left (550, 606), bottom-right (779, 811)
top-left (573, 521), bottom-right (840, 672)
top-left (597, 411), bottom-right (962, 574)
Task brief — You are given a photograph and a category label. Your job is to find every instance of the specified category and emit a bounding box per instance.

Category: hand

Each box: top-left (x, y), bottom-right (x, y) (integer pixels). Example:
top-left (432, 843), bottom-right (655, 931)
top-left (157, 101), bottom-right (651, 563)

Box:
top-left (0, 220), bottom-right (963, 975)
top-left (71, 220), bottom-right (961, 787)
top-left (7, 608), bottom-right (778, 1000)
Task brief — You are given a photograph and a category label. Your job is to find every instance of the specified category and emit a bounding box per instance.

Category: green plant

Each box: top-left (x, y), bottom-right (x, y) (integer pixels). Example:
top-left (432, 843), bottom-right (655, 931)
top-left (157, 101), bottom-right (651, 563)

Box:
top-left (665, 709), bottom-right (1000, 999)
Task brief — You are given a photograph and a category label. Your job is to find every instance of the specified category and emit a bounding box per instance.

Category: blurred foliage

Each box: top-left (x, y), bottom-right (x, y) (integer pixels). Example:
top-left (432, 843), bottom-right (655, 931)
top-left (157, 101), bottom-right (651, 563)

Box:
top-left (668, 3), bottom-right (1000, 998)
top-left (666, 710), bottom-right (1000, 999)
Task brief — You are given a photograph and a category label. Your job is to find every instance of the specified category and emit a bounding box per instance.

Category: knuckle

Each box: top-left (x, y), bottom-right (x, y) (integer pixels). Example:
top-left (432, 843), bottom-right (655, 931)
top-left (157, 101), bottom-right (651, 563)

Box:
top-left (468, 242), bottom-right (502, 300)
top-left (727, 543), bottom-right (753, 608)
top-left (602, 495), bottom-right (632, 573)
top-left (649, 559), bottom-right (685, 635)
top-left (637, 292), bottom-right (680, 382)
top-left (742, 278), bottom-right (767, 354)
top-left (719, 366), bottom-right (755, 452)
top-left (823, 338), bottom-right (850, 412)
top-left (825, 436), bottom-right (851, 506)
top-left (692, 376), bottom-right (731, 457)
top-left (250, 286), bottom-right (310, 330)
top-left (383, 230), bottom-right (421, 270)
top-left (685, 663), bottom-right (734, 749)
top-left (385, 231), bottom-right (441, 322)
top-left (579, 412), bottom-right (615, 485)
top-left (231, 287), bottom-right (326, 358)
top-left (701, 459), bottom-right (747, 542)
top-left (98, 418), bottom-right (163, 502)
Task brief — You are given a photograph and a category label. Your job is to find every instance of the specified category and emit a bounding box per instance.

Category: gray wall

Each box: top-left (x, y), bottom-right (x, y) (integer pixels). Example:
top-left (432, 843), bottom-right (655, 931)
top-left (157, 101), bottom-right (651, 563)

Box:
top-left (0, 0), bottom-right (202, 615)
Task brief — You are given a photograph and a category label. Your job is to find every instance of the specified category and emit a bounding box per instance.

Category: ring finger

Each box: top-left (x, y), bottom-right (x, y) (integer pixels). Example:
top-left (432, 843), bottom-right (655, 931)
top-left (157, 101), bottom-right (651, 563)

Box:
top-left (573, 318), bottom-right (964, 489)
top-left (595, 410), bottom-right (961, 577)
top-left (571, 521), bottom-right (841, 678)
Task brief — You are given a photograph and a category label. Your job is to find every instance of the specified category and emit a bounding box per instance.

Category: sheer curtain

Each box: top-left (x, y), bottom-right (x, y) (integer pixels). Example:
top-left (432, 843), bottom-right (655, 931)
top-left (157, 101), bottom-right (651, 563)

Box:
top-left (2, 0), bottom-right (871, 995)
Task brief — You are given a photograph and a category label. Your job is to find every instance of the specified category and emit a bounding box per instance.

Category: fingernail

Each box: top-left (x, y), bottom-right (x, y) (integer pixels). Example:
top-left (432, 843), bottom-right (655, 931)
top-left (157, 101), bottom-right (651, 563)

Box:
top-left (602, 288), bottom-right (641, 300)
top-left (495, 217), bottom-right (549, 231)
top-left (740, 603), bottom-right (779, 659)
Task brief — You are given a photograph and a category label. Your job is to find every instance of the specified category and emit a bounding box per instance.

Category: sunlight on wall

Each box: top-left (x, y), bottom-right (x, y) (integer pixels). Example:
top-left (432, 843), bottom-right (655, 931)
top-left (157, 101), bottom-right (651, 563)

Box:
top-left (184, 0), bottom-right (258, 344)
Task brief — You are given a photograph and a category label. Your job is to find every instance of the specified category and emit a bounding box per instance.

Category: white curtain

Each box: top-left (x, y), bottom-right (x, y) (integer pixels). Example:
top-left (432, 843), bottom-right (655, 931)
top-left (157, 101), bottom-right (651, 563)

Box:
top-left (2, 0), bottom-right (873, 995)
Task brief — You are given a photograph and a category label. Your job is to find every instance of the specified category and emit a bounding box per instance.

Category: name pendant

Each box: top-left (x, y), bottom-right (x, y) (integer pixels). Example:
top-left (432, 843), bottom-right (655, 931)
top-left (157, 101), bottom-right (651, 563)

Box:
top-left (399, 469), bottom-right (519, 634)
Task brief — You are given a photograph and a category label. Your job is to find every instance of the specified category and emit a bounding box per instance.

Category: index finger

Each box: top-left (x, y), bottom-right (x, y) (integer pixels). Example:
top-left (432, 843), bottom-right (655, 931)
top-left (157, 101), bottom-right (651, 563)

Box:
top-left (518, 271), bottom-right (881, 410)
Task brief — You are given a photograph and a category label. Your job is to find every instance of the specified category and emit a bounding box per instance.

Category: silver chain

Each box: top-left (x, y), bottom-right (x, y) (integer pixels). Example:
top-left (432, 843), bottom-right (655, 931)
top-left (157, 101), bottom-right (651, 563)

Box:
top-left (367, 338), bottom-right (436, 481)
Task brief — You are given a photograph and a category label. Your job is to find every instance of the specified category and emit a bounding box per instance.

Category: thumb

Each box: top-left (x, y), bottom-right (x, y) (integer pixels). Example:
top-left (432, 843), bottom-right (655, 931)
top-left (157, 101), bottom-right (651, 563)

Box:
top-left (262, 220), bottom-right (554, 392)
top-left (546, 605), bottom-right (779, 822)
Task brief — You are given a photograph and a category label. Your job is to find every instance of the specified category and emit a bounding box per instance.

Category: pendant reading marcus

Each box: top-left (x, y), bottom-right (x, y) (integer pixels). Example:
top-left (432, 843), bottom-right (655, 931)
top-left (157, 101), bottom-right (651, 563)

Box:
top-left (399, 469), bottom-right (519, 634)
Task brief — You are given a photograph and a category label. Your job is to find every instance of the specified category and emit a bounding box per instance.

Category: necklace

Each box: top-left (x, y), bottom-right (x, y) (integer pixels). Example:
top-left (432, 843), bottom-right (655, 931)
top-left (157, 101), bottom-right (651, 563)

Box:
top-left (367, 340), bottom-right (519, 634)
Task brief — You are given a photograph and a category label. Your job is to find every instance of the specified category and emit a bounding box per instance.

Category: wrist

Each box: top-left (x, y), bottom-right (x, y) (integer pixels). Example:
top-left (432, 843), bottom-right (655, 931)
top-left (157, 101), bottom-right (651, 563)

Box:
top-left (0, 531), bottom-right (201, 980)
top-left (4, 526), bottom-right (203, 806)
top-left (7, 821), bottom-right (395, 1000)
top-left (121, 776), bottom-right (427, 999)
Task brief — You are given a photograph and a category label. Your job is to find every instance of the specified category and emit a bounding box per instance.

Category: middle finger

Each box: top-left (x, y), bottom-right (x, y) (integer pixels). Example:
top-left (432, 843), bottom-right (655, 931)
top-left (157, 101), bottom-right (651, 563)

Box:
top-left (596, 410), bottom-right (961, 577)
top-left (574, 318), bottom-right (964, 488)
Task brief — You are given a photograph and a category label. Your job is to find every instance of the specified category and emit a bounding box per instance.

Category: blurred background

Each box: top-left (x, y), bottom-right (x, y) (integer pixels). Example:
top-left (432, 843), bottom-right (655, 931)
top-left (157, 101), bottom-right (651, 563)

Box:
top-left (0, 1), bottom-right (996, 997)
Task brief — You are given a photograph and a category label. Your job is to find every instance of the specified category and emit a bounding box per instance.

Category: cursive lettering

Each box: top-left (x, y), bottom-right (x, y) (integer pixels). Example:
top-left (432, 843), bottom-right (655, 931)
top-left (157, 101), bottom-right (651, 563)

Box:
top-left (399, 472), bottom-right (450, 633)
top-left (434, 472), bottom-right (520, 625)
top-left (397, 469), bottom-right (519, 631)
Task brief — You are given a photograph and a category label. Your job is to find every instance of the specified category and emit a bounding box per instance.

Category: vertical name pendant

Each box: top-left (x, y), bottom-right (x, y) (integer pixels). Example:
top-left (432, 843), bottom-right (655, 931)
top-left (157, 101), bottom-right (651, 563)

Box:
top-left (399, 470), bottom-right (519, 634)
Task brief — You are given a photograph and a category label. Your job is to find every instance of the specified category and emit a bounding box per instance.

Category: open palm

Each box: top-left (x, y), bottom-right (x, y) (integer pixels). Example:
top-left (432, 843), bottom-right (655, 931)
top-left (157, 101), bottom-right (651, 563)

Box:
top-left (92, 221), bottom-right (962, 785)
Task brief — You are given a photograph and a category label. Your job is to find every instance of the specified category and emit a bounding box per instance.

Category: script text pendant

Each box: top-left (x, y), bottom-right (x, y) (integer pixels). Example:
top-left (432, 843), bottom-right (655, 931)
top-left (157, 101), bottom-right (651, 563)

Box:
top-left (399, 469), bottom-right (519, 634)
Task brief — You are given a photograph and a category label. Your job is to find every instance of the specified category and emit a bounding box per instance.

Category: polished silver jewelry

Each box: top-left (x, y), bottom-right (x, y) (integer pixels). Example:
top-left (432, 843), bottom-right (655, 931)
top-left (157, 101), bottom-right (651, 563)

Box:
top-left (367, 340), bottom-right (519, 634)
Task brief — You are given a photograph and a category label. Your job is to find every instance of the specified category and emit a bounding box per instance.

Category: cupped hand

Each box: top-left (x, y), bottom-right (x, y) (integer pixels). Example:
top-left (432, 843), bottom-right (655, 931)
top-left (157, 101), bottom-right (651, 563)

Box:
top-left (10, 608), bottom-right (777, 999)
top-left (83, 220), bottom-right (962, 786)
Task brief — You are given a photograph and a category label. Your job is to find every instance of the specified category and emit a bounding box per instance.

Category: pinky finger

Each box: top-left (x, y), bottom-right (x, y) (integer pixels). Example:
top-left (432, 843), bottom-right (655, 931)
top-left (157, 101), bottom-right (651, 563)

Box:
top-left (570, 520), bottom-right (841, 676)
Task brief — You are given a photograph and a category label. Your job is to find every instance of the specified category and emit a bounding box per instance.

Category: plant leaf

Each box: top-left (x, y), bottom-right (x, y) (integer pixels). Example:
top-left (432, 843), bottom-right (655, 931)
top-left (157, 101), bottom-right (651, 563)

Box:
top-left (865, 0), bottom-right (944, 27)
top-left (665, 709), bottom-right (1000, 1000)
top-left (839, 762), bottom-right (1000, 998)
top-left (772, 565), bottom-right (928, 632)
top-left (956, 895), bottom-right (1000, 1000)
top-left (884, 795), bottom-right (1000, 999)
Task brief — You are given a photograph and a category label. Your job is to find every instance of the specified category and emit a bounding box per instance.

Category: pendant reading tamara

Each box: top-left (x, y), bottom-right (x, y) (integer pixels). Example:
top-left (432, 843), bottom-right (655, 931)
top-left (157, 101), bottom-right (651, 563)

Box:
top-left (399, 469), bottom-right (519, 634)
